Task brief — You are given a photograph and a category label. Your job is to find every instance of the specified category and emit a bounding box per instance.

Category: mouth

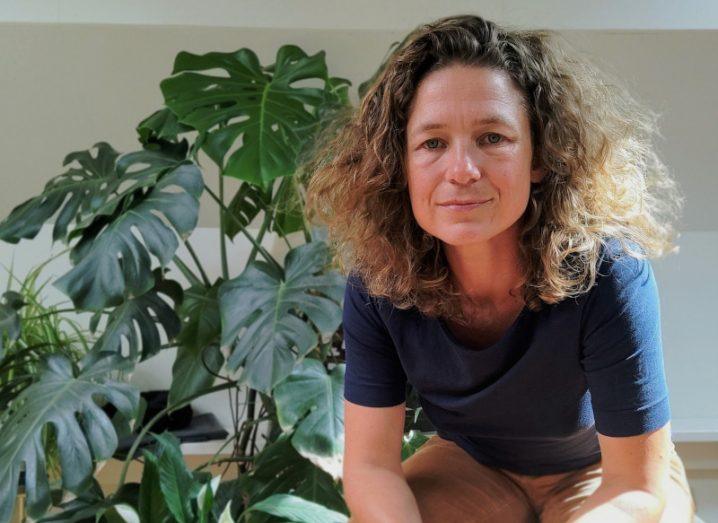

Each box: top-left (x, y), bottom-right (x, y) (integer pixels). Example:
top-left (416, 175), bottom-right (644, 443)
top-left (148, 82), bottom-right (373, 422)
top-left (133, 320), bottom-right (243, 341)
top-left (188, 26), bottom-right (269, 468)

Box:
top-left (439, 199), bottom-right (492, 210)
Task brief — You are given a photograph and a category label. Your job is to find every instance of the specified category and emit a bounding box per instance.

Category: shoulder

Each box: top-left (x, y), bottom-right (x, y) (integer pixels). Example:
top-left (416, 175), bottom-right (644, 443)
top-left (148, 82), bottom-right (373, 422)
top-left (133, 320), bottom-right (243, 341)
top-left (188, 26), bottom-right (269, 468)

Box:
top-left (345, 271), bottom-right (374, 305)
top-left (344, 271), bottom-right (390, 324)
top-left (588, 237), bottom-right (653, 300)
top-left (597, 237), bottom-right (649, 277)
top-left (345, 271), bottom-right (394, 311)
top-left (580, 237), bottom-right (659, 339)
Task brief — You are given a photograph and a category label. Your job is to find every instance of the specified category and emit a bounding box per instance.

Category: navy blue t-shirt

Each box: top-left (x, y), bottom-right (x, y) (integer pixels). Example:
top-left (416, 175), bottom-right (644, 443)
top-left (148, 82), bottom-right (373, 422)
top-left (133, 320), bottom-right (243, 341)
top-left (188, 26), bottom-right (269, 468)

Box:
top-left (342, 238), bottom-right (671, 475)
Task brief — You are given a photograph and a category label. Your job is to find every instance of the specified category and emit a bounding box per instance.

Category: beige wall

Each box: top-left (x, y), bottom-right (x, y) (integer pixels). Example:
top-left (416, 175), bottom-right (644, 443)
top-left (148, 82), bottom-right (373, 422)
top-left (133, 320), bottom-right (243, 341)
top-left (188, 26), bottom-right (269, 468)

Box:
top-left (0, 23), bottom-right (716, 231)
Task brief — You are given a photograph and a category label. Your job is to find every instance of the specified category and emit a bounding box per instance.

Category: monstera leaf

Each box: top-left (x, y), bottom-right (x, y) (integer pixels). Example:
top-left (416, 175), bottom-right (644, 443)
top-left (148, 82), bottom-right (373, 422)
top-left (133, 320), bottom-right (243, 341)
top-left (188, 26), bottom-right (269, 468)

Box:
top-left (0, 352), bottom-right (139, 523)
top-left (218, 241), bottom-right (345, 395)
top-left (159, 44), bottom-right (348, 190)
top-left (269, 174), bottom-right (307, 237)
top-left (53, 161), bottom-right (203, 311)
top-left (169, 281), bottom-right (224, 404)
top-left (223, 181), bottom-right (272, 241)
top-left (37, 479), bottom-right (140, 523)
top-left (92, 269), bottom-right (183, 361)
top-left (224, 175), bottom-right (304, 241)
top-left (273, 359), bottom-right (344, 480)
top-left (239, 433), bottom-right (347, 522)
top-left (0, 142), bottom-right (186, 245)
top-left (136, 107), bottom-right (195, 145)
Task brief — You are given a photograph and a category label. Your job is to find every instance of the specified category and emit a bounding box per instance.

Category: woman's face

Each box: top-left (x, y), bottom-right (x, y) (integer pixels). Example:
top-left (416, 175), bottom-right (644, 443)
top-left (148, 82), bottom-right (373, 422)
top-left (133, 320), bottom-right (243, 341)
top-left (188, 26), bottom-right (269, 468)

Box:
top-left (404, 64), bottom-right (544, 247)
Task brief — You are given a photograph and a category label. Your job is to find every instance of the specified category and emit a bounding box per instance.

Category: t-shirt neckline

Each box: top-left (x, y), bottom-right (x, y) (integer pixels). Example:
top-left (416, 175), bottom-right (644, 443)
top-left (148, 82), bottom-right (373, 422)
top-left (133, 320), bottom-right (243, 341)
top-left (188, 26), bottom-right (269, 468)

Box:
top-left (436, 305), bottom-right (531, 352)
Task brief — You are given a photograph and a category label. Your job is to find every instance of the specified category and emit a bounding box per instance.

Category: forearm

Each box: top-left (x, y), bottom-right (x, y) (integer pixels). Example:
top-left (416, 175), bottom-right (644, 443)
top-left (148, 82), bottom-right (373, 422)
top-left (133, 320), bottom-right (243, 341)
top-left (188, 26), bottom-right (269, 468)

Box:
top-left (344, 465), bottom-right (423, 523)
top-left (566, 483), bottom-right (665, 523)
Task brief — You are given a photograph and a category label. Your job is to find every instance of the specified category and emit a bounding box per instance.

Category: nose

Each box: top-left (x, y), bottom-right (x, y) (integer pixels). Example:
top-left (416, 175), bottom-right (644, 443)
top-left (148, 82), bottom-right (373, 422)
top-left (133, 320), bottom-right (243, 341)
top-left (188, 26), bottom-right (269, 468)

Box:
top-left (446, 142), bottom-right (481, 184)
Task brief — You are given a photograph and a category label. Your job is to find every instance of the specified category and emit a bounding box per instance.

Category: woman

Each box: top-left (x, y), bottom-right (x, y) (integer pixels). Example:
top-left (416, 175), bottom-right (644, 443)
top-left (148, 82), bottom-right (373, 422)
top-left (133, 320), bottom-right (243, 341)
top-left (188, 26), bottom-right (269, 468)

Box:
top-left (304, 14), bottom-right (696, 523)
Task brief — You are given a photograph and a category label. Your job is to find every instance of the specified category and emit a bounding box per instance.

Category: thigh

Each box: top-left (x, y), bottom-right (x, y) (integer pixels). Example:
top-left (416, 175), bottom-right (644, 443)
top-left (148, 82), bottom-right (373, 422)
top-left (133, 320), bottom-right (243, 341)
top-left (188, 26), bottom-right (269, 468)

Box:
top-left (401, 434), bottom-right (537, 523)
top-left (539, 447), bottom-right (696, 523)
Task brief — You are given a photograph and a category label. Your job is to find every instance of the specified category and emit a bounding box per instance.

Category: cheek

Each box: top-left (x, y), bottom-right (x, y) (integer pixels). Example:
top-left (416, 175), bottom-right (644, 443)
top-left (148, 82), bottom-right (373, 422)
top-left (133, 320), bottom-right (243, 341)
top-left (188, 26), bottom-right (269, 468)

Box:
top-left (406, 168), bottom-right (435, 203)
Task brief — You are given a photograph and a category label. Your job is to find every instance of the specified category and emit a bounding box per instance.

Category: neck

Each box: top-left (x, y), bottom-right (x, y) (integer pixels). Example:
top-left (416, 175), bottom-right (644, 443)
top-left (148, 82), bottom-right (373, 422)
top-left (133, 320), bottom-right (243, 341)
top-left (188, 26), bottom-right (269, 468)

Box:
top-left (442, 220), bottom-right (527, 307)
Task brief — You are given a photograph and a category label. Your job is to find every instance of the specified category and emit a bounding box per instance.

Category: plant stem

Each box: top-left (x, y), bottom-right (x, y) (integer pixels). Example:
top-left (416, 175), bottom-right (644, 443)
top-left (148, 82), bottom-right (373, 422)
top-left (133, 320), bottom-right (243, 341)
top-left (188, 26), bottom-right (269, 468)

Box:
top-left (202, 184), bottom-right (283, 274)
top-left (172, 254), bottom-right (205, 288)
top-left (183, 240), bottom-right (211, 286)
top-left (218, 174), bottom-right (229, 281)
top-left (248, 206), bottom-right (272, 263)
top-left (238, 389), bottom-right (257, 468)
top-left (192, 432), bottom-right (242, 472)
top-left (198, 456), bottom-right (253, 467)
top-left (191, 413), bottom-right (271, 474)
top-left (115, 380), bottom-right (236, 489)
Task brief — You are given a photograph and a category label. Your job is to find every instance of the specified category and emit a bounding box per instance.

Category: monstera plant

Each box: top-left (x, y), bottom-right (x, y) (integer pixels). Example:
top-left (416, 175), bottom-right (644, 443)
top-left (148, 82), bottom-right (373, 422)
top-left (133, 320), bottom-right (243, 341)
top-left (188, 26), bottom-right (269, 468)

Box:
top-left (0, 39), bottom-right (429, 523)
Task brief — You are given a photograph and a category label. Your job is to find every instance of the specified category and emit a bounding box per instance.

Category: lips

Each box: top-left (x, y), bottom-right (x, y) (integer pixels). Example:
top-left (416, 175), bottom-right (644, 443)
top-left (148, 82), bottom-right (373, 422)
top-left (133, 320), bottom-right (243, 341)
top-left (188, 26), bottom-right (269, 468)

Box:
top-left (439, 198), bottom-right (492, 206)
top-left (439, 199), bottom-right (492, 211)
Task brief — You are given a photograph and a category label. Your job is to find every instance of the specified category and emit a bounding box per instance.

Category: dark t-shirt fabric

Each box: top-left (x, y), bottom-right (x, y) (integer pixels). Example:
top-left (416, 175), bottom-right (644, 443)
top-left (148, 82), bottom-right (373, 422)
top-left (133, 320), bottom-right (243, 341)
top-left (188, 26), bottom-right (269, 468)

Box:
top-left (342, 238), bottom-right (671, 475)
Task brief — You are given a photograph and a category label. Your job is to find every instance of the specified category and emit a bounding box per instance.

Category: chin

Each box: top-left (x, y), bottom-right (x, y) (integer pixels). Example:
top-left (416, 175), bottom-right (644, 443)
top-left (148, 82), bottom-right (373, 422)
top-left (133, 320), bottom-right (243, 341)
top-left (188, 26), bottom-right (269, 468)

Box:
top-left (434, 224), bottom-right (498, 246)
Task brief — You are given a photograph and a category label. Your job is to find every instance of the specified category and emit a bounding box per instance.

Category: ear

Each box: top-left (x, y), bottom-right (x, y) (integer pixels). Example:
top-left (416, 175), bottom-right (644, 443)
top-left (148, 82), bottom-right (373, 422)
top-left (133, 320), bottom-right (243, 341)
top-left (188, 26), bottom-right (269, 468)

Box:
top-left (530, 165), bottom-right (546, 184)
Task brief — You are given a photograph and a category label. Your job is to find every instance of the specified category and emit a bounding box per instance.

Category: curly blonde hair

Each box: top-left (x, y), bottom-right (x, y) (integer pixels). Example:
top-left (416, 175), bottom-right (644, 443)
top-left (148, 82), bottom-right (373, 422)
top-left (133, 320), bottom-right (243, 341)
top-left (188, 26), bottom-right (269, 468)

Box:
top-left (303, 14), bottom-right (684, 325)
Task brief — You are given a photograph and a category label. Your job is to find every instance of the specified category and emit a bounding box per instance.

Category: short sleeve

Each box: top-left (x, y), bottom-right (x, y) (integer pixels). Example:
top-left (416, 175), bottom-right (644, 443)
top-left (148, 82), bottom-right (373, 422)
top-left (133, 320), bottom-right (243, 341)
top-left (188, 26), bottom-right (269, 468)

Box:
top-left (579, 246), bottom-right (670, 437)
top-left (342, 272), bottom-right (408, 407)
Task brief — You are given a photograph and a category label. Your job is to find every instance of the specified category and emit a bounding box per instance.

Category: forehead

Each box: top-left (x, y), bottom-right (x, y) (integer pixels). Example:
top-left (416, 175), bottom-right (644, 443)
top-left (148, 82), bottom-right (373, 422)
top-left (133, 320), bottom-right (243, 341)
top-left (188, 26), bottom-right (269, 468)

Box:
top-left (406, 65), bottom-right (527, 131)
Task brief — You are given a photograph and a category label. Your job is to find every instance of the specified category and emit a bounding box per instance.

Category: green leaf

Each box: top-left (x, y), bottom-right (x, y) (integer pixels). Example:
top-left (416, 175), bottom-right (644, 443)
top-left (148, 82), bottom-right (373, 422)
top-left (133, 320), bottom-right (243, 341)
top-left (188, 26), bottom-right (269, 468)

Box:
top-left (0, 142), bottom-right (185, 246)
top-left (52, 161), bottom-right (203, 311)
top-left (223, 182), bottom-right (272, 241)
top-left (38, 481), bottom-right (139, 522)
top-left (0, 142), bottom-right (119, 244)
top-left (136, 107), bottom-right (195, 145)
top-left (0, 291), bottom-right (25, 358)
top-left (268, 175), bottom-right (305, 237)
top-left (160, 45), bottom-right (338, 190)
top-left (273, 360), bottom-right (344, 480)
top-left (104, 504), bottom-right (140, 523)
top-left (92, 270), bottom-right (183, 361)
top-left (169, 282), bottom-right (224, 404)
top-left (36, 477), bottom-right (106, 522)
top-left (218, 241), bottom-right (344, 394)
top-left (139, 450), bottom-right (171, 523)
top-left (0, 352), bottom-right (139, 523)
top-left (212, 479), bottom-right (246, 522)
top-left (196, 475), bottom-right (220, 523)
top-left (401, 430), bottom-right (431, 461)
top-left (152, 432), bottom-right (199, 523)
top-left (245, 493), bottom-right (348, 523)
top-left (218, 501), bottom-right (235, 523)
top-left (241, 434), bottom-right (347, 520)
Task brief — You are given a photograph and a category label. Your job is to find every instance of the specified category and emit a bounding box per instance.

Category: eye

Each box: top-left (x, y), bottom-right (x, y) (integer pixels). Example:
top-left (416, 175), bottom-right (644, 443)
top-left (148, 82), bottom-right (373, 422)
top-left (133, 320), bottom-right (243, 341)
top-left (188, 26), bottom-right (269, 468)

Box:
top-left (422, 138), bottom-right (443, 150)
top-left (483, 133), bottom-right (505, 145)
top-left (420, 134), bottom-right (506, 151)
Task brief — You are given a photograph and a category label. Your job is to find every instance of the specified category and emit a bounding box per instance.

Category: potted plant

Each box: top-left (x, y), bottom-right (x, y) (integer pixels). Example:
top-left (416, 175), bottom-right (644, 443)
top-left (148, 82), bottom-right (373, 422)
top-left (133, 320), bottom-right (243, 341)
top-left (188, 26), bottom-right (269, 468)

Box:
top-left (0, 39), bottom-right (430, 523)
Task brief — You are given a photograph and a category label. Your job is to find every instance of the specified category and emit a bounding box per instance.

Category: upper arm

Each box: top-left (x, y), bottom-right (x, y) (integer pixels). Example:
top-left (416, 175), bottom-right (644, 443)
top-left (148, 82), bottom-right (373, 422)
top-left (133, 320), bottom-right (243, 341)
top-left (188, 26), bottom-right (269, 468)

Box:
top-left (341, 273), bottom-right (409, 479)
top-left (580, 246), bottom-right (671, 437)
top-left (581, 242), bottom-right (673, 496)
top-left (342, 272), bottom-right (408, 407)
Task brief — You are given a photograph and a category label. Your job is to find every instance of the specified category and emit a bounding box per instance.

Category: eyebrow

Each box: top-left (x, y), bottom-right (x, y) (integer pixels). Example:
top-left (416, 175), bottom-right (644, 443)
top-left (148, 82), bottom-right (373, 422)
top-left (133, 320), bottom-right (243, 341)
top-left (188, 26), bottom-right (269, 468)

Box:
top-left (409, 115), bottom-right (517, 135)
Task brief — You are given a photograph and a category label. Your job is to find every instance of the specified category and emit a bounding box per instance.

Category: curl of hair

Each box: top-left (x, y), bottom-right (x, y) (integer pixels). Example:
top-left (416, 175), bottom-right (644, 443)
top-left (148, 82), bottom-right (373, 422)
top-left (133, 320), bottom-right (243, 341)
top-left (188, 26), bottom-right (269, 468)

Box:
top-left (303, 14), bottom-right (684, 326)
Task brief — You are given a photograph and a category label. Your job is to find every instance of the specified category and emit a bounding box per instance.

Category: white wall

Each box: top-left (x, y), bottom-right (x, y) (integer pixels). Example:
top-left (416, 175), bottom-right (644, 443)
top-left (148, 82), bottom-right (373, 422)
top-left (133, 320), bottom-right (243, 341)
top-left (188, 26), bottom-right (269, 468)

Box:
top-left (2, 0), bottom-right (718, 30)
top-left (0, 5), bottom-right (716, 451)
